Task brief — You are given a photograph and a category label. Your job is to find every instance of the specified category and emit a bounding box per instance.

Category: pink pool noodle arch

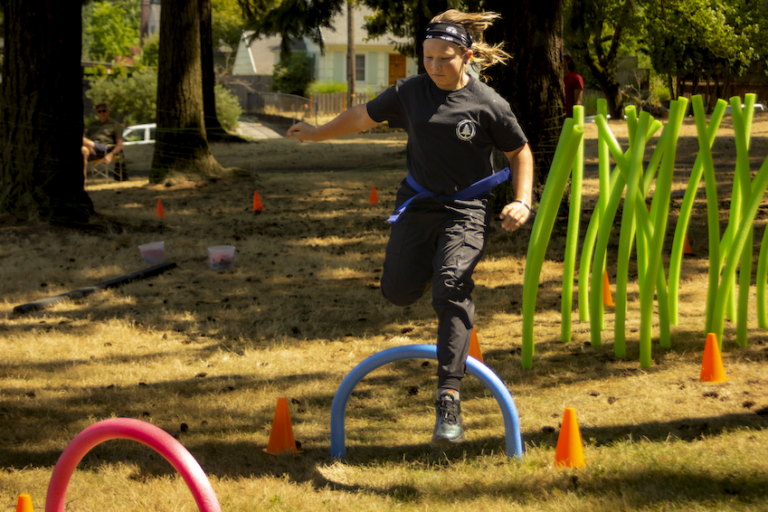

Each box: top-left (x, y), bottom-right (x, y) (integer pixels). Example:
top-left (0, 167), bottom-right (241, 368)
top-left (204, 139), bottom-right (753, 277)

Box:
top-left (46, 418), bottom-right (221, 512)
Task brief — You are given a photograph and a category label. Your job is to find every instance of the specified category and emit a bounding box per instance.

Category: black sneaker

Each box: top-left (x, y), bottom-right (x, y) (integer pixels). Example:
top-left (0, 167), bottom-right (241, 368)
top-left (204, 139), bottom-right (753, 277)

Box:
top-left (431, 390), bottom-right (465, 445)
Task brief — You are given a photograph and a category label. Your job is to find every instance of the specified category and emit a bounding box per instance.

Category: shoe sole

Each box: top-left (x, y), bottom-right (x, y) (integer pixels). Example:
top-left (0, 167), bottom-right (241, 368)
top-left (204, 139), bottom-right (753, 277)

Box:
top-left (430, 433), bottom-right (465, 446)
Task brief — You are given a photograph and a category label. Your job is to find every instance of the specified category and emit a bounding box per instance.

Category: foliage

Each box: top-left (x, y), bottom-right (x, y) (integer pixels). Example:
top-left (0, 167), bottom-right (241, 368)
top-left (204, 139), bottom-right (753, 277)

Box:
top-left (361, 0), bottom-right (466, 59)
top-left (86, 68), bottom-right (242, 130)
top-left (649, 73), bottom-right (670, 103)
top-left (564, 0), bottom-right (645, 118)
top-left (239, 0), bottom-right (343, 60)
top-left (644, 0), bottom-right (765, 81)
top-left (306, 81), bottom-right (347, 94)
top-left (212, 0), bottom-right (249, 55)
top-left (82, 0), bottom-right (140, 62)
top-left (214, 84), bottom-right (243, 130)
top-left (135, 33), bottom-right (160, 68)
top-left (270, 51), bottom-right (314, 96)
top-left (86, 69), bottom-right (157, 126)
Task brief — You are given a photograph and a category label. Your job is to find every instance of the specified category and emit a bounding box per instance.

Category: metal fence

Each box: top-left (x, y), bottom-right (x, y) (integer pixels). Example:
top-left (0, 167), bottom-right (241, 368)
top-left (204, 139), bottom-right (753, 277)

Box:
top-left (221, 76), bottom-right (379, 123)
top-left (310, 92), bottom-right (369, 116)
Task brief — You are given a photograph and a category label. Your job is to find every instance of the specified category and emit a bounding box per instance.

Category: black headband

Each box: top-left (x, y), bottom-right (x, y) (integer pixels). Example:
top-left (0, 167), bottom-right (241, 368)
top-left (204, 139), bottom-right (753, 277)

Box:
top-left (424, 22), bottom-right (473, 49)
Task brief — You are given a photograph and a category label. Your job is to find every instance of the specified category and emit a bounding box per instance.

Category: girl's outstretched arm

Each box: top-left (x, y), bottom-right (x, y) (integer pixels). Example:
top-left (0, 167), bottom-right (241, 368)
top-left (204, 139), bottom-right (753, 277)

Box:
top-left (286, 104), bottom-right (380, 142)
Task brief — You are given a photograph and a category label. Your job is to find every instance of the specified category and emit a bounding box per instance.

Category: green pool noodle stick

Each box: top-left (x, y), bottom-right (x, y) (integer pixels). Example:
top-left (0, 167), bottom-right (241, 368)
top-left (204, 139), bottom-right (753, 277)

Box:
top-left (590, 116), bottom-right (662, 351)
top-left (521, 120), bottom-right (584, 368)
top-left (731, 97), bottom-right (756, 347)
top-left (757, 220), bottom-right (768, 328)
top-left (668, 99), bottom-right (727, 325)
top-left (691, 96), bottom-right (722, 335)
top-left (579, 99), bottom-right (611, 324)
top-left (562, 106), bottom-right (585, 343)
top-left (639, 99), bottom-right (686, 367)
top-left (615, 112), bottom-right (651, 353)
top-left (578, 169), bottom-right (620, 328)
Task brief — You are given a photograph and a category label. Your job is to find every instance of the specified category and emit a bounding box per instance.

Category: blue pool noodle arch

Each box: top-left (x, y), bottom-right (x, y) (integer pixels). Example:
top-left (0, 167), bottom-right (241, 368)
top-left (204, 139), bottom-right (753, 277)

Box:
top-left (330, 344), bottom-right (524, 459)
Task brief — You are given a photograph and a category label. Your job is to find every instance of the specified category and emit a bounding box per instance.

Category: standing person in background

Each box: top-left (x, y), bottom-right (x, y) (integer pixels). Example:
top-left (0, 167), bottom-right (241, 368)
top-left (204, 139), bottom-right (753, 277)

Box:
top-left (563, 53), bottom-right (584, 119)
top-left (286, 10), bottom-right (533, 446)
top-left (82, 103), bottom-right (124, 181)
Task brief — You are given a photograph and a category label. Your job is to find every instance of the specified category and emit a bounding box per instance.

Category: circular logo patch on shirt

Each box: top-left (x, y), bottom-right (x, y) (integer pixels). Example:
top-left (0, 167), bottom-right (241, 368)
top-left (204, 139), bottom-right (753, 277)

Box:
top-left (456, 119), bottom-right (477, 142)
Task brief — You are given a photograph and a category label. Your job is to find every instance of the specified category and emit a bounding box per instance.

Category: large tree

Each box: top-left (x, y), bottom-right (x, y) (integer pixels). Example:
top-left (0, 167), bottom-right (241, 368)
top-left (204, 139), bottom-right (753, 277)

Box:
top-left (151, 0), bottom-right (223, 182)
top-left (484, 0), bottom-right (565, 198)
top-left (0, 0), bottom-right (94, 223)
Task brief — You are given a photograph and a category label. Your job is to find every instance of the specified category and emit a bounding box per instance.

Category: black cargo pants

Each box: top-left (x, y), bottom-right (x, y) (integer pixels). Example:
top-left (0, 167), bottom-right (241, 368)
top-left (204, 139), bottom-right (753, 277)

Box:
top-left (381, 195), bottom-right (489, 392)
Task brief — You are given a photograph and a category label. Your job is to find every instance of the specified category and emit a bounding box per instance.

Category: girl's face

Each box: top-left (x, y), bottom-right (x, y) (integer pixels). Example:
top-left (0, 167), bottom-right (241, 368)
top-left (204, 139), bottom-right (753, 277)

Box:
top-left (423, 38), bottom-right (471, 91)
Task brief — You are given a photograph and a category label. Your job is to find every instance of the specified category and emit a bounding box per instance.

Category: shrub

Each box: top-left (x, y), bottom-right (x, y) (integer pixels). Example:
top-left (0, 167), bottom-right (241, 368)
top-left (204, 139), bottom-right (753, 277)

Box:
top-left (271, 51), bottom-right (313, 96)
top-left (135, 33), bottom-right (160, 68)
top-left (306, 81), bottom-right (347, 94)
top-left (215, 84), bottom-right (242, 131)
top-left (87, 68), bottom-right (242, 131)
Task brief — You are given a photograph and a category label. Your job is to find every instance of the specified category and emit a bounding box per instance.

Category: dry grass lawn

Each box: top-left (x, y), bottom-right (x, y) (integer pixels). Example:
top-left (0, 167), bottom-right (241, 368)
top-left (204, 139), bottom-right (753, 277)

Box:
top-left (1, 113), bottom-right (768, 511)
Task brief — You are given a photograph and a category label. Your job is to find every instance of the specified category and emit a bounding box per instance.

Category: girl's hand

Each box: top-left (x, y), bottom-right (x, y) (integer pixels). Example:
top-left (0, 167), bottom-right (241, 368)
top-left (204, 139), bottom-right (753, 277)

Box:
top-left (286, 122), bottom-right (316, 142)
top-left (499, 200), bottom-right (531, 231)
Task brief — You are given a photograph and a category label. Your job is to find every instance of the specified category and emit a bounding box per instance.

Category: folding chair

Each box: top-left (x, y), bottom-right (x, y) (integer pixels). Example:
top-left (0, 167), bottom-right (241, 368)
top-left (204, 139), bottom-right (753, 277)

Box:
top-left (87, 151), bottom-right (127, 181)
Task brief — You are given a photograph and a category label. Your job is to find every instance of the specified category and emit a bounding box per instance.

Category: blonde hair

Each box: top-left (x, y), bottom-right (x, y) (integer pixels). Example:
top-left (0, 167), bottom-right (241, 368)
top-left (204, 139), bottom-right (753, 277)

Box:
top-left (430, 10), bottom-right (511, 80)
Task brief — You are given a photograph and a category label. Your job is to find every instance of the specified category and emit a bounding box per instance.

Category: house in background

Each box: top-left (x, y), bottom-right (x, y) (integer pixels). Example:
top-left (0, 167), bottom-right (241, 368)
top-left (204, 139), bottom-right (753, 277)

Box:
top-left (236, 5), bottom-right (417, 94)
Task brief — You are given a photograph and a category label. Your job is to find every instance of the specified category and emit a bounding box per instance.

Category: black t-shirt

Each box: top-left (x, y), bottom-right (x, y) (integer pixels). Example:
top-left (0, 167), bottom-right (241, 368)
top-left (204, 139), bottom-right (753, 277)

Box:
top-left (366, 73), bottom-right (527, 196)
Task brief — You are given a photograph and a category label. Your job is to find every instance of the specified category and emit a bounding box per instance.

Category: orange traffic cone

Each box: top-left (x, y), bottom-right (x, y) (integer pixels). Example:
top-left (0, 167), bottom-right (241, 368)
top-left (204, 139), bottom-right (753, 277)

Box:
top-left (603, 270), bottom-right (614, 307)
top-left (468, 328), bottom-right (484, 363)
top-left (683, 235), bottom-right (693, 254)
top-left (700, 333), bottom-right (727, 383)
top-left (16, 494), bottom-right (34, 512)
top-left (264, 397), bottom-right (301, 455)
top-left (253, 190), bottom-right (263, 212)
top-left (369, 186), bottom-right (378, 206)
top-left (555, 407), bottom-right (586, 468)
top-left (155, 199), bottom-right (165, 219)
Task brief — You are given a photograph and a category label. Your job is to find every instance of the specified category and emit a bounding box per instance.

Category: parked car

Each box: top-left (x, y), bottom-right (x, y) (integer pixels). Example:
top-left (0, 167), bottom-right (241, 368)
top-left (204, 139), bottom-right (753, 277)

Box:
top-left (122, 123), bottom-right (156, 145)
top-left (723, 103), bottom-right (765, 116)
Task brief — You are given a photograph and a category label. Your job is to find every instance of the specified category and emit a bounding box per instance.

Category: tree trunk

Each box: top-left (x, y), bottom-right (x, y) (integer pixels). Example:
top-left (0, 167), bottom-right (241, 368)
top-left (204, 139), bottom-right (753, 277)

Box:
top-left (0, 1), bottom-right (93, 223)
top-left (347, 1), bottom-right (355, 109)
top-left (151, 0), bottom-right (223, 183)
top-left (484, 0), bottom-right (565, 203)
top-left (199, 0), bottom-right (245, 142)
top-left (583, 58), bottom-right (623, 119)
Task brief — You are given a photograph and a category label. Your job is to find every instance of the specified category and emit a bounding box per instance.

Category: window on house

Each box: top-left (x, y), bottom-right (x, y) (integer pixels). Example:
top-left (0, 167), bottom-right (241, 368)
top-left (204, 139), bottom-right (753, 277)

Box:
top-left (355, 54), bottom-right (366, 82)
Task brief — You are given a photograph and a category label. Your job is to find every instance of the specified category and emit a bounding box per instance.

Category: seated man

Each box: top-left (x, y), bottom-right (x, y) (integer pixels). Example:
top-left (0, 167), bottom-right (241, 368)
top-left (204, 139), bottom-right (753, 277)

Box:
top-left (82, 102), bottom-right (124, 181)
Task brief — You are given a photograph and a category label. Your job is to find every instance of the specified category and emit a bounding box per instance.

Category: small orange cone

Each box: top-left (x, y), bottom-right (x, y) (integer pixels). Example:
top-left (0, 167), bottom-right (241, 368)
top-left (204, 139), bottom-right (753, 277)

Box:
top-left (155, 199), bottom-right (165, 219)
top-left (555, 407), bottom-right (586, 468)
top-left (16, 494), bottom-right (34, 512)
top-left (253, 190), bottom-right (263, 212)
top-left (700, 333), bottom-right (728, 383)
top-left (603, 270), bottom-right (614, 307)
top-left (683, 235), bottom-right (693, 254)
top-left (264, 397), bottom-right (301, 455)
top-left (369, 186), bottom-right (378, 206)
top-left (468, 328), bottom-right (484, 363)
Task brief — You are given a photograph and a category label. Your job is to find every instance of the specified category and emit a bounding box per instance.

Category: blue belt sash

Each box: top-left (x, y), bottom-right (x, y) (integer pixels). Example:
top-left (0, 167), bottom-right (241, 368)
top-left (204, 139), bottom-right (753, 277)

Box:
top-left (387, 167), bottom-right (511, 224)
